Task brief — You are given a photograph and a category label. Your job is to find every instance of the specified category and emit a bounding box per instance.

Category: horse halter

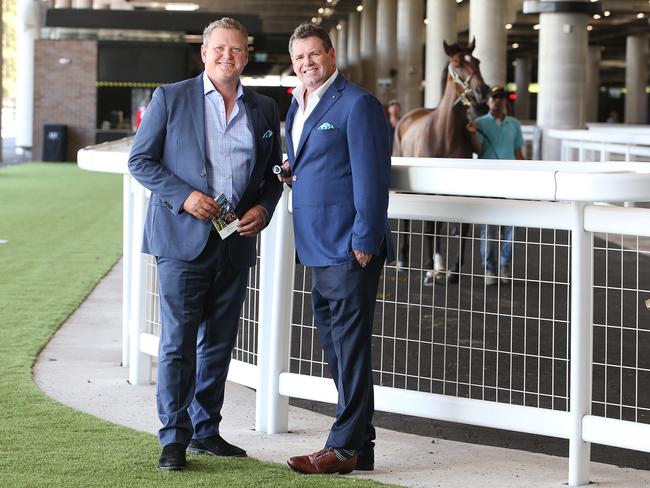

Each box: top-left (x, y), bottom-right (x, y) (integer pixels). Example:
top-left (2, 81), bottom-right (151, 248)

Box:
top-left (448, 60), bottom-right (477, 107)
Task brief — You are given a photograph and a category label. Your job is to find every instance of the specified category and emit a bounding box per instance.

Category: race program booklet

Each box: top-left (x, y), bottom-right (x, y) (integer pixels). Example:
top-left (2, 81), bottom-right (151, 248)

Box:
top-left (211, 193), bottom-right (239, 239)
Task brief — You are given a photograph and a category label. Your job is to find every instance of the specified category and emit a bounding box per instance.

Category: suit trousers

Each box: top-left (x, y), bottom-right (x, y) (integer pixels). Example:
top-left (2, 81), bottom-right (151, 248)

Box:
top-left (155, 232), bottom-right (249, 446)
top-left (311, 249), bottom-right (385, 450)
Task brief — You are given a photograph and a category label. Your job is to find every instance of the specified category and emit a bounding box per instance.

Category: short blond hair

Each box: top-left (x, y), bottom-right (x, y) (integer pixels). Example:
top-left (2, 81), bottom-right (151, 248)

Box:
top-left (203, 17), bottom-right (248, 46)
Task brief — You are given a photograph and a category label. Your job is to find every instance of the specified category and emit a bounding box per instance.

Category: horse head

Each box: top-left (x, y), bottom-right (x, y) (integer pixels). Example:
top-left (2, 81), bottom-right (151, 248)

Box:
top-left (443, 38), bottom-right (489, 114)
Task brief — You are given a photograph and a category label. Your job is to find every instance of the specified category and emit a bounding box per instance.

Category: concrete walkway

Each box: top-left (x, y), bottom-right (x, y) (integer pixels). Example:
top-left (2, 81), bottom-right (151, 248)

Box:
top-left (34, 261), bottom-right (650, 487)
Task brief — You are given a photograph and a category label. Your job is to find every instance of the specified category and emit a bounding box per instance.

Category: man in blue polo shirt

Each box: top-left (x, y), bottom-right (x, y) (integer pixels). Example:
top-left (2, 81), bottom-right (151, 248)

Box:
top-left (467, 85), bottom-right (525, 286)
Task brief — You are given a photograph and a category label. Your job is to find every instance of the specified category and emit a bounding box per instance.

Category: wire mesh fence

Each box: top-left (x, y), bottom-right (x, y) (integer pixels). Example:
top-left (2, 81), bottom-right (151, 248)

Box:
top-left (140, 219), bottom-right (650, 425)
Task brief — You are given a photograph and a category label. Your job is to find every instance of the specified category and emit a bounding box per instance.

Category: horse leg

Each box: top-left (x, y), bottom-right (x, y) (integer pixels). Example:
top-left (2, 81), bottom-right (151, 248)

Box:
top-left (397, 219), bottom-right (410, 269)
top-left (424, 221), bottom-right (448, 285)
top-left (447, 222), bottom-right (469, 284)
top-left (422, 220), bottom-right (438, 285)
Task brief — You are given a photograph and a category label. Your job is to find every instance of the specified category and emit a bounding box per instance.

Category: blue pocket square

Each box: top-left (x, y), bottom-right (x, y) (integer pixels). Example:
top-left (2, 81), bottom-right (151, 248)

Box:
top-left (262, 129), bottom-right (273, 139)
top-left (317, 122), bottom-right (336, 131)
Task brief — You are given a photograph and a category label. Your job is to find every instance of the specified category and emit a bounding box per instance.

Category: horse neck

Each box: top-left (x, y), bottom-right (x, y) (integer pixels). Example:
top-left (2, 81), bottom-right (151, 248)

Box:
top-left (433, 77), bottom-right (469, 133)
top-left (426, 74), bottom-right (473, 158)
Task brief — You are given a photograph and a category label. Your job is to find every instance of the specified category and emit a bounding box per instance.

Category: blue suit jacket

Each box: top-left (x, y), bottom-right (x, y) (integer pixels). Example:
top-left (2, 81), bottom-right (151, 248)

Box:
top-left (128, 73), bottom-right (283, 265)
top-left (286, 73), bottom-right (394, 267)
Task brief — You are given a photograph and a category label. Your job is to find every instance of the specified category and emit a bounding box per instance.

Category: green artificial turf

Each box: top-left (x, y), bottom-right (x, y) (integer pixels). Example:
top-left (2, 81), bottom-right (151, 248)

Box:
top-left (0, 163), bottom-right (394, 488)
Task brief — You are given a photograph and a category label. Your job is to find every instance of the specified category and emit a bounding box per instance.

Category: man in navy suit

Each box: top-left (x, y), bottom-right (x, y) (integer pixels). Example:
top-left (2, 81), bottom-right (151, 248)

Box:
top-left (279, 23), bottom-right (394, 475)
top-left (128, 18), bottom-right (282, 470)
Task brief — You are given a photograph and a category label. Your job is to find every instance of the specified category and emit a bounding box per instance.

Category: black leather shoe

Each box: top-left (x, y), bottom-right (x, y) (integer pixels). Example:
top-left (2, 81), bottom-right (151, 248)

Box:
top-left (159, 443), bottom-right (187, 470)
top-left (355, 444), bottom-right (374, 471)
top-left (187, 434), bottom-right (247, 457)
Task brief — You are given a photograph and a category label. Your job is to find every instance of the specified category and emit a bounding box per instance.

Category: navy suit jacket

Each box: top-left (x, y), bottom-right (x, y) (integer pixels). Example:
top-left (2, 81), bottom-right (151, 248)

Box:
top-left (286, 73), bottom-right (394, 267)
top-left (128, 73), bottom-right (283, 265)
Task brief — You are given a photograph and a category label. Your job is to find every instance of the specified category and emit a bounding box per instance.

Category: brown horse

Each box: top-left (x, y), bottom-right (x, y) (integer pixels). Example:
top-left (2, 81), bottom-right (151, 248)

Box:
top-left (393, 39), bottom-right (489, 284)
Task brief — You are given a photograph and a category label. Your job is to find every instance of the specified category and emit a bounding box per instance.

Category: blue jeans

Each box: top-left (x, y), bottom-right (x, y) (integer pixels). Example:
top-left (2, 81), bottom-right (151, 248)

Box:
top-left (480, 225), bottom-right (513, 273)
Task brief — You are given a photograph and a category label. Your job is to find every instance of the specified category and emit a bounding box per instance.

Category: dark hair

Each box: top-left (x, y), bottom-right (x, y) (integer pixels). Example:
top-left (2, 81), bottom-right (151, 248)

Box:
top-left (203, 17), bottom-right (248, 46)
top-left (288, 23), bottom-right (333, 57)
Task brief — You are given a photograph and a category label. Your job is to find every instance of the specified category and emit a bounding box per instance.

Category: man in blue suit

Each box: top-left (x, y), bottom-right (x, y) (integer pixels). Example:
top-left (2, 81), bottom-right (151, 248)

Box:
top-left (128, 18), bottom-right (282, 470)
top-left (279, 23), bottom-right (394, 475)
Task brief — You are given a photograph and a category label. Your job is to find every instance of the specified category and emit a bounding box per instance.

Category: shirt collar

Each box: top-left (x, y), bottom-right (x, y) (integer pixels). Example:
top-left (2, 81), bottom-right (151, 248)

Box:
top-left (487, 112), bottom-right (508, 123)
top-left (292, 69), bottom-right (339, 106)
top-left (203, 72), bottom-right (245, 101)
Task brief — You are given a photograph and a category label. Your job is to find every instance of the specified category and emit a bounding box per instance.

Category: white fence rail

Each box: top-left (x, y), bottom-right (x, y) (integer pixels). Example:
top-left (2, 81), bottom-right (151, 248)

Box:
top-left (79, 136), bottom-right (650, 487)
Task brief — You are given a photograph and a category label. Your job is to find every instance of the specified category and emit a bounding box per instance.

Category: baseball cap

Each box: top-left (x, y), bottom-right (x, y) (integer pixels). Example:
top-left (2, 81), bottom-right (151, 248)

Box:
top-left (488, 85), bottom-right (506, 99)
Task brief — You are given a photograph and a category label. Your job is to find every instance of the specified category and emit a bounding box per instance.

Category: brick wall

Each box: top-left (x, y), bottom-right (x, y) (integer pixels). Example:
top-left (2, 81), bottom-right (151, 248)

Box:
top-left (33, 40), bottom-right (97, 162)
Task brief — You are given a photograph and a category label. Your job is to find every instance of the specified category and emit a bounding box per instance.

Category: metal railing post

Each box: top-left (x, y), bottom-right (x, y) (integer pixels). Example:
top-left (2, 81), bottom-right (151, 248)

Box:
top-left (568, 201), bottom-right (593, 486)
top-left (121, 174), bottom-right (133, 367)
top-left (256, 187), bottom-right (294, 433)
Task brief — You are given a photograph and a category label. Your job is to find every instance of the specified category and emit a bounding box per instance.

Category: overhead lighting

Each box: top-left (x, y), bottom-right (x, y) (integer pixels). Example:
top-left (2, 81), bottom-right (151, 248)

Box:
top-left (456, 0), bottom-right (463, 3)
top-left (587, 25), bottom-right (593, 31)
top-left (512, 42), bottom-right (519, 49)
top-left (356, 4), bottom-right (363, 12)
top-left (637, 12), bottom-right (646, 19)
top-left (424, 18), bottom-right (430, 24)
top-left (165, 3), bottom-right (198, 10)
top-left (318, 7), bottom-right (324, 13)
top-left (603, 10), bottom-right (610, 17)
top-left (505, 23), bottom-right (513, 30)
top-left (533, 23), bottom-right (540, 30)
top-left (592, 14), bottom-right (601, 20)
top-left (336, 23), bottom-right (342, 30)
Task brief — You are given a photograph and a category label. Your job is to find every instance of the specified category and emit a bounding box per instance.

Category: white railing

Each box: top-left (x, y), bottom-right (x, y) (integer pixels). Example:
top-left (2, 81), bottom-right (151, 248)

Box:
top-left (78, 139), bottom-right (650, 487)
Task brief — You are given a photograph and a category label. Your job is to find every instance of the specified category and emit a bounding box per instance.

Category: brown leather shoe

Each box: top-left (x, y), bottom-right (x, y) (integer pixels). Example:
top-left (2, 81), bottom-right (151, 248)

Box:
top-left (287, 448), bottom-right (357, 474)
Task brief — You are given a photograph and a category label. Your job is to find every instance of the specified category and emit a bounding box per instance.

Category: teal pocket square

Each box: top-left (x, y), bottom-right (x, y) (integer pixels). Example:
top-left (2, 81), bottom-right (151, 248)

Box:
top-left (262, 130), bottom-right (273, 139)
top-left (317, 122), bottom-right (336, 130)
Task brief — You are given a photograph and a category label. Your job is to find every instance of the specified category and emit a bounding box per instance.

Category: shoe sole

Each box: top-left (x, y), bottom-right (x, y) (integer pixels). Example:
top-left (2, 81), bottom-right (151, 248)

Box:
top-left (287, 461), bottom-right (353, 475)
top-left (159, 464), bottom-right (185, 471)
top-left (187, 446), bottom-right (247, 457)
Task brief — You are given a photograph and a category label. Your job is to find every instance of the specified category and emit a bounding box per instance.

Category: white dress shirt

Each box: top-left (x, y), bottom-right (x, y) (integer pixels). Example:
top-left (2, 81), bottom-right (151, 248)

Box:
top-left (291, 69), bottom-right (339, 151)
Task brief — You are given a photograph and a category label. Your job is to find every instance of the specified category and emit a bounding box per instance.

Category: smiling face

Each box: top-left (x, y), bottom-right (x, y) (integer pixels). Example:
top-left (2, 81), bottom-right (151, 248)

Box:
top-left (290, 36), bottom-right (337, 94)
top-left (201, 27), bottom-right (248, 89)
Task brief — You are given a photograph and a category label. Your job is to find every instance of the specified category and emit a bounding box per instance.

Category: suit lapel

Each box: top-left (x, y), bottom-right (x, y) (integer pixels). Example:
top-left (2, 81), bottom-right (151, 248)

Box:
top-left (242, 87), bottom-right (259, 169)
top-left (237, 87), bottom-right (265, 211)
top-left (294, 74), bottom-right (346, 164)
top-left (188, 74), bottom-right (206, 163)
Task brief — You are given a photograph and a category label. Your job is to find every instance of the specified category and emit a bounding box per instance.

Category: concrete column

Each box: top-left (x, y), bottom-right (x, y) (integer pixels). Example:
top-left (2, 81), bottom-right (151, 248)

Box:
top-left (425, 0), bottom-right (457, 108)
top-left (469, 0), bottom-right (506, 86)
top-left (360, 0), bottom-right (377, 93)
top-left (396, 0), bottom-right (424, 112)
top-left (586, 46), bottom-right (601, 123)
top-left (514, 56), bottom-right (531, 121)
top-left (16, 0), bottom-right (41, 151)
top-left (347, 13), bottom-right (361, 84)
top-left (329, 27), bottom-right (338, 59)
top-left (536, 4), bottom-right (589, 160)
top-left (376, 0), bottom-right (397, 103)
top-left (337, 20), bottom-right (348, 72)
top-left (72, 0), bottom-right (92, 7)
top-left (625, 34), bottom-right (648, 124)
top-left (54, 0), bottom-right (72, 7)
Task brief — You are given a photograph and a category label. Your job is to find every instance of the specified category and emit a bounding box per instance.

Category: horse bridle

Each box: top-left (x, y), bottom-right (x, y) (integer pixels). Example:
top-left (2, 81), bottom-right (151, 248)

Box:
top-left (448, 61), bottom-right (478, 107)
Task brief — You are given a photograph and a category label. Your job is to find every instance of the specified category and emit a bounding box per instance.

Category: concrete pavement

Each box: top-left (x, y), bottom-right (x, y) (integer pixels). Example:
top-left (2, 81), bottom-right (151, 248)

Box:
top-left (33, 260), bottom-right (650, 487)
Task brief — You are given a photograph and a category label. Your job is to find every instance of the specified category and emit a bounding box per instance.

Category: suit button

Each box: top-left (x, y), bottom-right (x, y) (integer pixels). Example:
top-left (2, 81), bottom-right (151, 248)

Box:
top-left (292, 175), bottom-right (298, 182)
top-left (200, 171), bottom-right (206, 178)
